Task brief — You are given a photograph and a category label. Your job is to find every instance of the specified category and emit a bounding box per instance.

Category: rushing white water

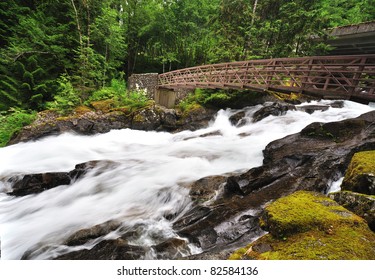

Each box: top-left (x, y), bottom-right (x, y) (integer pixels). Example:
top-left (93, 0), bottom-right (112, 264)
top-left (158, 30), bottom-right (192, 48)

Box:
top-left (0, 100), bottom-right (373, 259)
top-left (327, 177), bottom-right (344, 194)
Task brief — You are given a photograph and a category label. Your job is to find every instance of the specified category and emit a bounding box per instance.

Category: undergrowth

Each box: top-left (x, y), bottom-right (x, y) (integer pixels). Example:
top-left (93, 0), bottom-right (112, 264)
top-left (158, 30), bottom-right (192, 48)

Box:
top-left (0, 108), bottom-right (36, 147)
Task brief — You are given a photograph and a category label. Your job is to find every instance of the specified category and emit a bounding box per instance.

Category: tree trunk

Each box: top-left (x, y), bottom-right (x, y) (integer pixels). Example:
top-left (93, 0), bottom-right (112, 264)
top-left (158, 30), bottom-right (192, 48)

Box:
top-left (70, 0), bottom-right (83, 49)
top-left (251, 0), bottom-right (258, 25)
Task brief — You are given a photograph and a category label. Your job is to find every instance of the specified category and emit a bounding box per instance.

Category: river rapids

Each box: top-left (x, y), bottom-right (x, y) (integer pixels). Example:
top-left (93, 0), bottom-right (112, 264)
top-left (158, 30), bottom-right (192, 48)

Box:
top-left (0, 100), bottom-right (374, 259)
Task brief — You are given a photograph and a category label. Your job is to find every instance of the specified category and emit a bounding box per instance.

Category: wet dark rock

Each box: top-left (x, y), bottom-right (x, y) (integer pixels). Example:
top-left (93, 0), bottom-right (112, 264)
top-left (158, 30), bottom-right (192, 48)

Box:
top-left (223, 176), bottom-right (245, 197)
top-left (343, 173), bottom-right (375, 195)
top-left (229, 111), bottom-right (246, 126)
top-left (6, 160), bottom-right (119, 197)
top-left (75, 118), bottom-right (95, 133)
top-left (152, 238), bottom-right (190, 259)
top-left (157, 108), bottom-right (178, 131)
top-left (297, 105), bottom-right (329, 114)
top-left (181, 131), bottom-right (222, 141)
top-left (184, 251), bottom-right (231, 260)
top-left (173, 206), bottom-right (212, 232)
top-left (330, 101), bottom-right (345, 108)
top-left (252, 102), bottom-right (296, 122)
top-left (68, 160), bottom-right (119, 180)
top-left (8, 173), bottom-right (71, 196)
top-left (186, 176), bottom-right (227, 202)
top-left (132, 108), bottom-right (161, 130)
top-left (64, 221), bottom-right (122, 246)
top-left (54, 238), bottom-right (145, 260)
top-left (330, 191), bottom-right (375, 232)
top-left (176, 106), bottom-right (218, 132)
top-left (300, 119), bottom-right (367, 142)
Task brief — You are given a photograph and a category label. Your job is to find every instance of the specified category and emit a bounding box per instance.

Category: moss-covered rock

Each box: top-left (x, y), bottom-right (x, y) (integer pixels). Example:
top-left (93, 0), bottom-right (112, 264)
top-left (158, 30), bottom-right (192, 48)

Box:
top-left (90, 99), bottom-right (117, 112)
top-left (229, 191), bottom-right (375, 260)
top-left (74, 105), bottom-right (93, 115)
top-left (342, 151), bottom-right (375, 195)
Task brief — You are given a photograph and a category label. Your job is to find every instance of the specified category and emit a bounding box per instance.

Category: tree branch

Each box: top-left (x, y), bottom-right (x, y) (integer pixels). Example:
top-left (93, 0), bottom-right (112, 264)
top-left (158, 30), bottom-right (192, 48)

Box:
top-left (13, 51), bottom-right (53, 62)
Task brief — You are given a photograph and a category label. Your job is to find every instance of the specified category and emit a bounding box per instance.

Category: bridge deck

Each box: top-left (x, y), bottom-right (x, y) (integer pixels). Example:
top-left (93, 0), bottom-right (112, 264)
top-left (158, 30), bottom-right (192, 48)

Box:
top-left (158, 55), bottom-right (375, 102)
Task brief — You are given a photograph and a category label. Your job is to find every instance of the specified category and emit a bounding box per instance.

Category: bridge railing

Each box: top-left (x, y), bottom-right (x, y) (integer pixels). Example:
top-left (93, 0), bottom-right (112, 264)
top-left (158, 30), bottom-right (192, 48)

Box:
top-left (158, 55), bottom-right (375, 101)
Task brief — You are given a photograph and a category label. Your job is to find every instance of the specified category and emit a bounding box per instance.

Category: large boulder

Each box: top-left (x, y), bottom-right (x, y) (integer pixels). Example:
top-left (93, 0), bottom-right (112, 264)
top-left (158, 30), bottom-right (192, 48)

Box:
top-left (229, 191), bottom-right (375, 260)
top-left (176, 104), bottom-right (217, 132)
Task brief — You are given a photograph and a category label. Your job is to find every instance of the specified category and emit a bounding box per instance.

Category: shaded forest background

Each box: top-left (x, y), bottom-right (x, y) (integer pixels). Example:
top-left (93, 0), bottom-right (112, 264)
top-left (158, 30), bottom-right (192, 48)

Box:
top-left (0, 0), bottom-right (374, 113)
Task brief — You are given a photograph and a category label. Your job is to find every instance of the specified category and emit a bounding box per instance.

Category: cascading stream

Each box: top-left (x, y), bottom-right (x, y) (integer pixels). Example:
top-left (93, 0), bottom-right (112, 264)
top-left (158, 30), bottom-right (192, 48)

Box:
top-left (0, 100), bottom-right (373, 259)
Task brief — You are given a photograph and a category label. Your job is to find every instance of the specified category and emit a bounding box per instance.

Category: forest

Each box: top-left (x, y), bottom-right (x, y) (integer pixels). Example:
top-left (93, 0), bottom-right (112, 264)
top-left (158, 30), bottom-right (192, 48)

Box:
top-left (0, 0), bottom-right (374, 145)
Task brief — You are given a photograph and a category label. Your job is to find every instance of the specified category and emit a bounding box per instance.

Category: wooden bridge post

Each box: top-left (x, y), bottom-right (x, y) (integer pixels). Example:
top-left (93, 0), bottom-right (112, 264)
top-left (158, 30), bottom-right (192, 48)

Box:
top-left (301, 58), bottom-right (314, 92)
top-left (155, 88), bottom-right (176, 108)
top-left (350, 57), bottom-right (367, 95)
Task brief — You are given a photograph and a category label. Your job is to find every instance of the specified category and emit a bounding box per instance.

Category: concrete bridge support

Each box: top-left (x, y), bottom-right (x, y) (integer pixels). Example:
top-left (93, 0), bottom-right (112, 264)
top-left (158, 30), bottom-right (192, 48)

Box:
top-left (155, 88), bottom-right (176, 108)
top-left (128, 73), bottom-right (191, 108)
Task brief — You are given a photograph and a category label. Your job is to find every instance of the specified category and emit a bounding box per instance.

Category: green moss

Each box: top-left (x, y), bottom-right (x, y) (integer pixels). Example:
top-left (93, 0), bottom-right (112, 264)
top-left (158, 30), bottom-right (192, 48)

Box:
top-left (262, 191), bottom-right (361, 238)
top-left (341, 151), bottom-right (375, 195)
top-left (343, 151), bottom-right (375, 183)
top-left (74, 105), bottom-right (92, 115)
top-left (229, 191), bottom-right (375, 260)
top-left (228, 248), bottom-right (248, 260)
top-left (267, 91), bottom-right (302, 102)
top-left (90, 99), bottom-right (116, 112)
top-left (133, 113), bottom-right (146, 122)
top-left (303, 123), bottom-right (336, 140)
top-left (254, 224), bottom-right (375, 260)
top-left (55, 116), bottom-right (70, 121)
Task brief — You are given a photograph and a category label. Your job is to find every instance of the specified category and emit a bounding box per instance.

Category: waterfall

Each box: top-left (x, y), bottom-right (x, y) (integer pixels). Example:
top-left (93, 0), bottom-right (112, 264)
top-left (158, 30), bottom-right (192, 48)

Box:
top-left (0, 100), bottom-right (373, 259)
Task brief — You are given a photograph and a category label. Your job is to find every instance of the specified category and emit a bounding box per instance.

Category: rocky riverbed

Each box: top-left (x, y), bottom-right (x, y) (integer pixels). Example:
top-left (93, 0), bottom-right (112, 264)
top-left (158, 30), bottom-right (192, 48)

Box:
top-left (1, 100), bottom-right (374, 260)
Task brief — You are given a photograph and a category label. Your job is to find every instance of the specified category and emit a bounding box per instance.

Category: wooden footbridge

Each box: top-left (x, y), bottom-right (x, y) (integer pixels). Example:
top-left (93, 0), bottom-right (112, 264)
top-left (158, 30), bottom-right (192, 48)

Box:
top-left (157, 55), bottom-right (375, 103)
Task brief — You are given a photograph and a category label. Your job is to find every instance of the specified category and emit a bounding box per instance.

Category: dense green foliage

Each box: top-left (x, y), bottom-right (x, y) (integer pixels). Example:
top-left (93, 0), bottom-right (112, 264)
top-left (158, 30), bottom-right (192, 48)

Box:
top-left (0, 0), bottom-right (373, 137)
top-left (0, 108), bottom-right (36, 147)
top-left (179, 88), bottom-right (285, 111)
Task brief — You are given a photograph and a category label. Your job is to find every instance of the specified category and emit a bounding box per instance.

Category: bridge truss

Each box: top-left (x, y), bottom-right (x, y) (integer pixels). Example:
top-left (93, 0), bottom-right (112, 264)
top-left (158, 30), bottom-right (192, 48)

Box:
top-left (158, 55), bottom-right (375, 102)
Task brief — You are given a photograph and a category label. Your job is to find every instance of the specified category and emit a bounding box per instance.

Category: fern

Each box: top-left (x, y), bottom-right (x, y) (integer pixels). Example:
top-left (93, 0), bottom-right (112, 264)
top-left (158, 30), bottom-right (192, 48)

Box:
top-left (21, 82), bottom-right (31, 91)
top-left (0, 89), bottom-right (19, 104)
top-left (0, 79), bottom-right (18, 94)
